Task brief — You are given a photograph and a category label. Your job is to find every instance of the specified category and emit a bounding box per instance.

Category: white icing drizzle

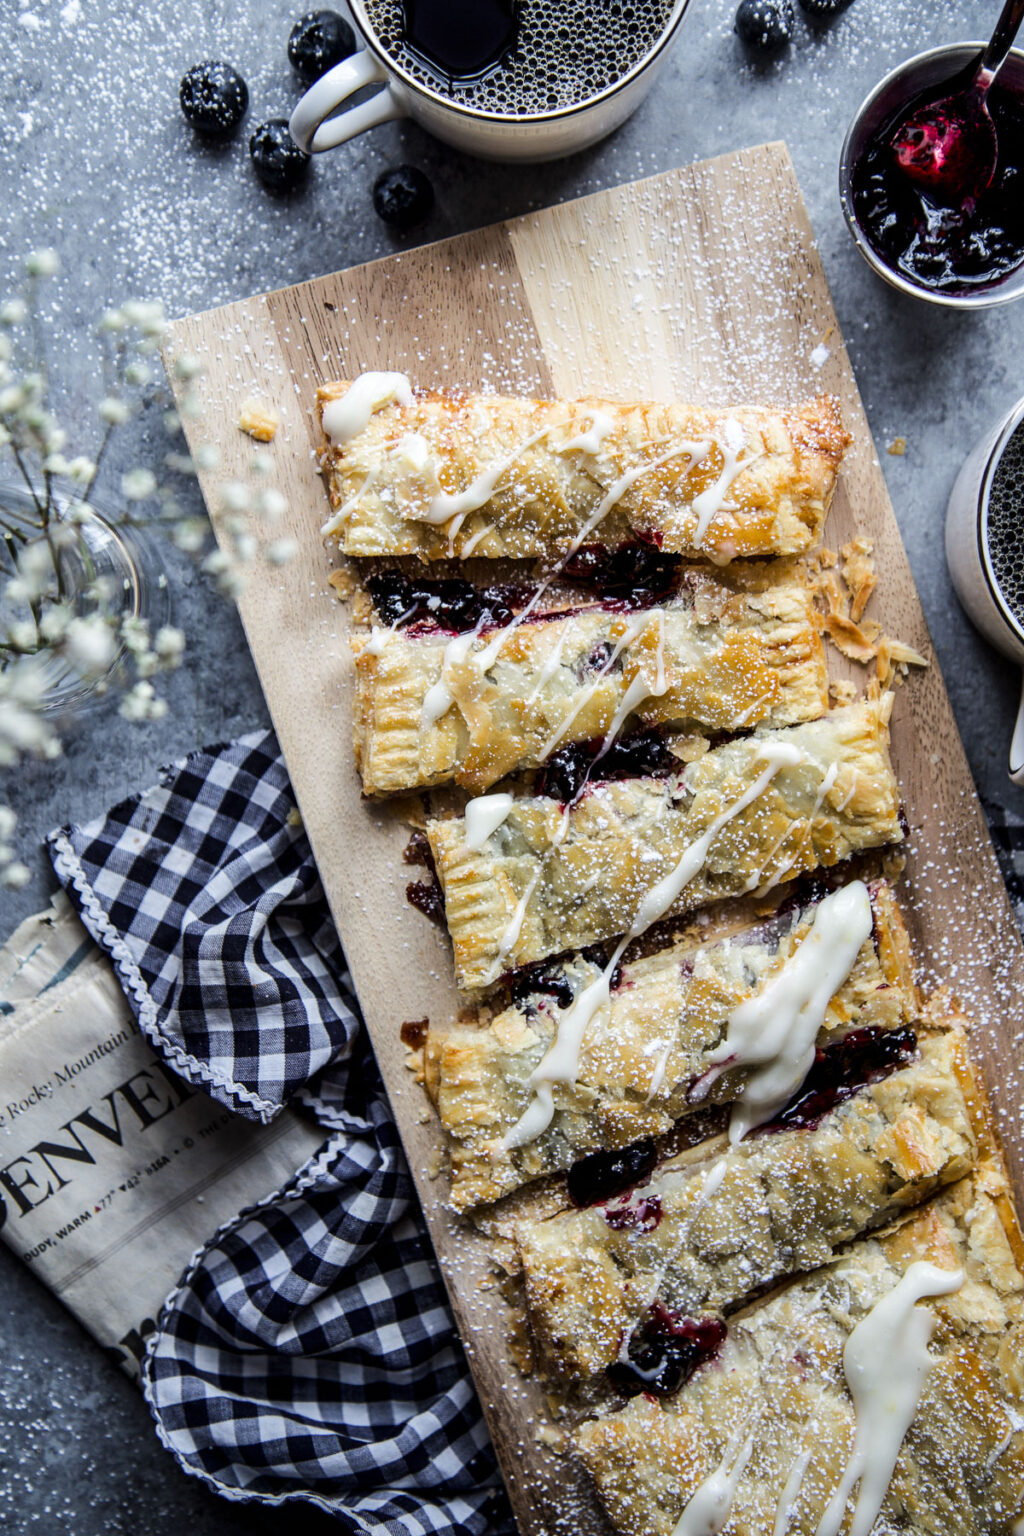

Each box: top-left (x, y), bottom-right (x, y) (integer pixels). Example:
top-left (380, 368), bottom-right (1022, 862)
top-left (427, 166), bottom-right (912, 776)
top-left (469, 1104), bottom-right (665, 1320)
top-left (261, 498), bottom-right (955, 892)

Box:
top-left (321, 488), bottom-right (365, 538)
top-left (321, 371), bottom-right (413, 443)
top-left (692, 417), bottom-right (749, 546)
top-left (671, 1432), bottom-right (754, 1536)
top-left (421, 426), bottom-right (553, 531)
top-left (561, 410), bottom-right (615, 454)
top-left (498, 742), bottom-right (805, 1150)
top-left (706, 879), bottom-right (873, 1145)
top-left (572, 438), bottom-right (711, 551)
top-left (733, 687), bottom-right (776, 729)
top-left (525, 627), bottom-right (570, 706)
top-left (538, 612), bottom-right (650, 759)
top-left (597, 610), bottom-right (669, 760)
top-left (773, 1447), bottom-right (814, 1536)
top-left (420, 622), bottom-right (486, 732)
top-left (463, 793), bottom-right (515, 852)
top-left (815, 1262), bottom-right (965, 1536)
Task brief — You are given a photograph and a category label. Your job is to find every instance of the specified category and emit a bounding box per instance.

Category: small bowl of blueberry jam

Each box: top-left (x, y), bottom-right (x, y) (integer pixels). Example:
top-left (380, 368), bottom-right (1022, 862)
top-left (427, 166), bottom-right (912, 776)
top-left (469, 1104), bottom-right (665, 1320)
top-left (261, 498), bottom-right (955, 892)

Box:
top-left (840, 44), bottom-right (1024, 307)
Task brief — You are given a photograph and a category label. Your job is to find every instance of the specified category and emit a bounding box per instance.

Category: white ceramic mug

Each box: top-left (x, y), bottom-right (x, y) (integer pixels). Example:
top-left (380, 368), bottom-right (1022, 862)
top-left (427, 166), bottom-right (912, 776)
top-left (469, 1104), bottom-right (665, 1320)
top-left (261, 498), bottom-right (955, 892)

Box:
top-left (289, 0), bottom-right (690, 164)
top-left (945, 394), bottom-right (1024, 783)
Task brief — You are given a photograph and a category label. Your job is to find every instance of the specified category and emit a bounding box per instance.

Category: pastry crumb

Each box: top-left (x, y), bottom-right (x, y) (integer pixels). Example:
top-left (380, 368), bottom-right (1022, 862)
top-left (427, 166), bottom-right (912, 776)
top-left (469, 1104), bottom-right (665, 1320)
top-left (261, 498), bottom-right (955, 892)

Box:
top-left (286, 806), bottom-right (303, 830)
top-left (238, 398), bottom-right (279, 442)
top-left (887, 437), bottom-right (907, 456)
top-left (535, 1423), bottom-right (567, 1450)
top-left (328, 565), bottom-right (358, 599)
top-left (829, 679), bottom-right (858, 706)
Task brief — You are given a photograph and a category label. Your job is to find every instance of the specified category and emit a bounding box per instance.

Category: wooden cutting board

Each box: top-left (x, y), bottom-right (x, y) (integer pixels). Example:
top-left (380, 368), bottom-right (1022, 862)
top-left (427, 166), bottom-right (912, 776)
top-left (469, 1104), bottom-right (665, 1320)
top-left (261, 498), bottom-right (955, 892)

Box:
top-left (166, 142), bottom-right (1024, 1536)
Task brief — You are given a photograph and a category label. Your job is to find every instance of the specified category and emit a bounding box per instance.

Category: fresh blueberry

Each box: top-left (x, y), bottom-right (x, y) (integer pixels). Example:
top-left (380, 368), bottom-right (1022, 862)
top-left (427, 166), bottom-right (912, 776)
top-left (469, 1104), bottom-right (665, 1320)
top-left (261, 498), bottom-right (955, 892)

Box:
top-left (798, 0), bottom-right (851, 12)
top-left (372, 166), bottom-right (434, 228)
top-left (249, 120), bottom-right (310, 192)
top-left (288, 10), bottom-right (357, 84)
top-left (734, 0), bottom-right (795, 50)
top-left (179, 61), bottom-right (249, 139)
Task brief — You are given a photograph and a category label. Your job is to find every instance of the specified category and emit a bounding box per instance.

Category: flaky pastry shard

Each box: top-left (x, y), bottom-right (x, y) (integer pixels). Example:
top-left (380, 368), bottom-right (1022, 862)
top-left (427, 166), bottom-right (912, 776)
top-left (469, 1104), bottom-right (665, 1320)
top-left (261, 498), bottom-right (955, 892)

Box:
top-left (423, 880), bottom-right (917, 1210)
top-left (354, 567), bottom-right (828, 796)
top-left (316, 386), bottom-right (850, 562)
top-left (517, 1024), bottom-right (977, 1383)
top-left (427, 698), bottom-right (903, 992)
top-left (572, 1158), bottom-right (1024, 1536)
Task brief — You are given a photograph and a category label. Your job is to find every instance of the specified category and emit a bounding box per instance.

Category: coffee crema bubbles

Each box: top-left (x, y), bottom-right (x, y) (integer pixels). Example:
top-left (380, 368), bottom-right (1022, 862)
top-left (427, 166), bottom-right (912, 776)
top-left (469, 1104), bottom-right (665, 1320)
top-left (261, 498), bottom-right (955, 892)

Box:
top-left (987, 419), bottom-right (1024, 630)
top-left (362, 0), bottom-right (676, 116)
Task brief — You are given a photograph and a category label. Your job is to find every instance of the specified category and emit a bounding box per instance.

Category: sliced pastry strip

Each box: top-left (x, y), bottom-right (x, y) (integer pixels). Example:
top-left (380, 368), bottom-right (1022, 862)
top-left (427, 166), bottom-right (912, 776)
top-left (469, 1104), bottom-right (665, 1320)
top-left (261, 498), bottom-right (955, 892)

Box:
top-left (423, 879), bottom-right (918, 1210)
top-left (354, 566), bottom-right (828, 795)
top-left (317, 380), bottom-right (850, 562)
top-left (427, 697), bottom-right (902, 991)
top-left (572, 1159), bottom-right (1024, 1536)
top-left (518, 1018), bottom-right (977, 1384)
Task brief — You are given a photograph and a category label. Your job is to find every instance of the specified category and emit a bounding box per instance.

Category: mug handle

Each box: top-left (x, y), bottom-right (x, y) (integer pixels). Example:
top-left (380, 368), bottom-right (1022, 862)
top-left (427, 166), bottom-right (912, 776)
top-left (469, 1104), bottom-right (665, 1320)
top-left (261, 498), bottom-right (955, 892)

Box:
top-left (289, 50), bottom-right (405, 154)
top-left (1011, 673), bottom-right (1024, 785)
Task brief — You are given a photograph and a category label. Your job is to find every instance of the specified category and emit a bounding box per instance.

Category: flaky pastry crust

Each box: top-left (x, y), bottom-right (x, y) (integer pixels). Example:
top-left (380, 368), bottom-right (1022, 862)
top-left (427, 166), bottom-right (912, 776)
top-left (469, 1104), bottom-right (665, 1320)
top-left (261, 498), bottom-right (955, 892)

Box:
top-left (316, 387), bottom-right (850, 562)
top-left (427, 698), bottom-right (903, 992)
top-left (354, 568), bottom-right (828, 796)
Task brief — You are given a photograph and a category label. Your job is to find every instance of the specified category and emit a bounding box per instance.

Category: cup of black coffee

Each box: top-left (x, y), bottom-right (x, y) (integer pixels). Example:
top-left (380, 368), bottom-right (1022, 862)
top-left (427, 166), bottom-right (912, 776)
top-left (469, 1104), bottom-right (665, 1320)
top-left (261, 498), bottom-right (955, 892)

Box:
top-left (289, 0), bottom-right (690, 163)
top-left (946, 395), bottom-right (1024, 783)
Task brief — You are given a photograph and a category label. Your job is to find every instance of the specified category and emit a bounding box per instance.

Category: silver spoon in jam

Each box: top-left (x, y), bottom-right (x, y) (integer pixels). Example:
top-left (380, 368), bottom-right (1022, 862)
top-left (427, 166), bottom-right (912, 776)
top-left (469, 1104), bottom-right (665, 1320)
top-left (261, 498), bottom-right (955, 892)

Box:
top-left (891, 0), bottom-right (1024, 205)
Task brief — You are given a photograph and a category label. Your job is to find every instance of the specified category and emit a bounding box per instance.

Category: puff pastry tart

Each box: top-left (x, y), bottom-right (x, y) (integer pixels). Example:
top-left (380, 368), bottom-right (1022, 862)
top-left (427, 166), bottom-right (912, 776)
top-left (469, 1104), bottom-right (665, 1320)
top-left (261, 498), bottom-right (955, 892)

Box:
top-left (354, 566), bottom-right (828, 796)
top-left (427, 697), bottom-right (902, 992)
top-left (422, 879), bottom-right (918, 1210)
top-left (316, 377), bottom-right (850, 563)
top-left (573, 1160), bottom-right (1024, 1536)
top-left (517, 1020), bottom-right (977, 1385)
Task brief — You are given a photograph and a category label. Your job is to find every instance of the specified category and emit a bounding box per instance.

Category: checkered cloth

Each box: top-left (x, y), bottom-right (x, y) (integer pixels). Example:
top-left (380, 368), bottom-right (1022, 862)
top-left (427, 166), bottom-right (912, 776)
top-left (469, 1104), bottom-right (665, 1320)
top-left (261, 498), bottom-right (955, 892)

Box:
top-left (47, 731), bottom-right (512, 1536)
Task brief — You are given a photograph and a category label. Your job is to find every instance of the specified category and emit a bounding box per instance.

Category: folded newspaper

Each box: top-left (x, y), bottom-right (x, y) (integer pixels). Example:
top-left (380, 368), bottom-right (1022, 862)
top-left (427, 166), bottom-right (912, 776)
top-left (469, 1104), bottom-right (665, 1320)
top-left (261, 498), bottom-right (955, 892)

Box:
top-left (0, 893), bottom-right (324, 1377)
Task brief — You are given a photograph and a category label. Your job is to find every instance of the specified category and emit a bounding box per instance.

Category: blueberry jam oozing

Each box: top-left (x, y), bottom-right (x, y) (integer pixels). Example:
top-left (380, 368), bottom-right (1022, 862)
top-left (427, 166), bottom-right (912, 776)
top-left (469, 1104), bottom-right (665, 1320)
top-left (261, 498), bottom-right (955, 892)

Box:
top-left (567, 1138), bottom-right (659, 1207)
top-left (562, 540), bottom-right (683, 609)
top-left (608, 1305), bottom-right (727, 1398)
top-left (536, 727), bottom-right (676, 804)
top-left (753, 1024), bottom-right (917, 1136)
top-left (403, 832), bottom-right (445, 924)
top-left (851, 82), bottom-right (1024, 295)
top-left (365, 572), bottom-right (523, 634)
top-left (604, 1194), bottom-right (662, 1233)
top-left (505, 943), bottom-right (622, 1014)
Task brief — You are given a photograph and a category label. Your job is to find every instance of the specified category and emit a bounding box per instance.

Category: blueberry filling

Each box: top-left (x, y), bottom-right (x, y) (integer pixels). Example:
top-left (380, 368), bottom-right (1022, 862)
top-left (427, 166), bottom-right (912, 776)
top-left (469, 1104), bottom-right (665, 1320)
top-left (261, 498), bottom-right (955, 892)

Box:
top-left (603, 1194), bottom-right (662, 1233)
top-left (608, 1305), bottom-right (727, 1397)
top-left (403, 832), bottom-right (444, 924)
top-left (505, 942), bottom-right (621, 1014)
top-left (364, 539), bottom-right (682, 637)
top-left (750, 1024), bottom-right (918, 1136)
top-left (566, 1138), bottom-right (659, 1207)
top-left (536, 727), bottom-right (676, 804)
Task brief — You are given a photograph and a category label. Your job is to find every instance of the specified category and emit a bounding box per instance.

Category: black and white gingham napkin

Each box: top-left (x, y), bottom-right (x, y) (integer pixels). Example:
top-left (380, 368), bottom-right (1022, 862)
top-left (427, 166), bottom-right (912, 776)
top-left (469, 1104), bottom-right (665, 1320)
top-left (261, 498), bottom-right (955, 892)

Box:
top-left (47, 731), bottom-right (512, 1536)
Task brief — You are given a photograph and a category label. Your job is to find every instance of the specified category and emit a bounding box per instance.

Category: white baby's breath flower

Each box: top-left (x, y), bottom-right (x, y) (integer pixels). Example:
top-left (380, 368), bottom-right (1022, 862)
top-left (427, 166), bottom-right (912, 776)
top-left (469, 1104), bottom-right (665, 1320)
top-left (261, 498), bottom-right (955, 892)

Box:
top-left (118, 679), bottom-right (167, 722)
top-left (258, 488), bottom-right (288, 521)
top-left (173, 353), bottom-right (201, 381)
top-left (120, 616), bottom-right (150, 654)
top-left (66, 455), bottom-right (96, 485)
top-left (0, 807), bottom-right (16, 842)
top-left (121, 299), bottom-right (166, 336)
top-left (173, 518), bottom-right (207, 553)
top-left (7, 620), bottom-right (38, 651)
top-left (220, 480), bottom-right (250, 514)
top-left (64, 614), bottom-right (117, 676)
top-left (0, 298), bottom-right (27, 325)
top-left (26, 249), bottom-right (59, 277)
top-left (266, 537), bottom-right (298, 566)
top-left (233, 532), bottom-right (257, 563)
top-left (18, 540), bottom-right (57, 589)
top-left (124, 361), bottom-right (151, 387)
top-left (44, 425), bottom-right (67, 454)
top-left (163, 410), bottom-right (181, 436)
top-left (153, 625), bottom-right (185, 664)
top-left (3, 578), bottom-right (29, 605)
top-left (121, 467), bottom-right (156, 501)
top-left (217, 567), bottom-right (245, 598)
top-left (180, 390), bottom-right (203, 418)
top-left (0, 862), bottom-right (32, 890)
top-left (43, 452), bottom-right (70, 476)
top-left (98, 307), bottom-right (127, 333)
top-left (0, 384), bottom-right (25, 413)
top-left (194, 443), bottom-right (220, 471)
top-left (39, 604), bottom-right (70, 643)
top-left (99, 397), bottom-right (131, 425)
top-left (0, 658), bottom-right (61, 764)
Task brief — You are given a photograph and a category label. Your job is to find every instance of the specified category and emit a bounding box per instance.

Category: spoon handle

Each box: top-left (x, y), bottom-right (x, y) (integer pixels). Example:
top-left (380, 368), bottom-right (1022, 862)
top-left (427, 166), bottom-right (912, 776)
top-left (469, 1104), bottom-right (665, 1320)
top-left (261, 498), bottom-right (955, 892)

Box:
top-left (980, 0), bottom-right (1024, 88)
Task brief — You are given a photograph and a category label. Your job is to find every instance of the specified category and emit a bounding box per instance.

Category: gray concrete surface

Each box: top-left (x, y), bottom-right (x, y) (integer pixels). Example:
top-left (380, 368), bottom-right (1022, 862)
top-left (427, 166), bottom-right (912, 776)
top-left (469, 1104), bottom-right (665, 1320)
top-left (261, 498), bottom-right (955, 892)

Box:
top-left (2, 0), bottom-right (1024, 1528)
